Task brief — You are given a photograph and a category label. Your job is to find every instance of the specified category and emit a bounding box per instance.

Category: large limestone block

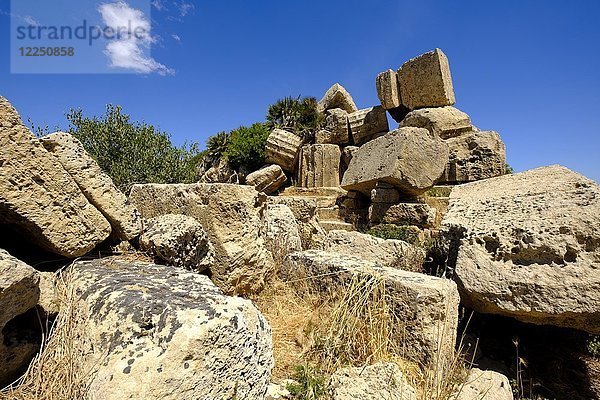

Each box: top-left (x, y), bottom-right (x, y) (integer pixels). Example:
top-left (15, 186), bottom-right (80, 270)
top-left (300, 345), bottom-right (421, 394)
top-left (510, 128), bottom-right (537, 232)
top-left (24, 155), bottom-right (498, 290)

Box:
top-left (341, 127), bottom-right (449, 196)
top-left (442, 166), bottom-right (600, 333)
top-left (265, 129), bottom-right (303, 172)
top-left (376, 69), bottom-right (402, 110)
top-left (442, 130), bottom-right (506, 183)
top-left (317, 83), bottom-right (358, 114)
top-left (260, 204), bottom-right (302, 263)
top-left (369, 202), bottom-right (437, 228)
top-left (266, 196), bottom-right (324, 250)
top-left (283, 250), bottom-right (459, 363)
top-left (316, 108), bottom-right (350, 145)
top-left (397, 48), bottom-right (455, 110)
top-left (329, 363), bottom-right (416, 400)
top-left (452, 368), bottom-right (513, 400)
top-left (0, 249), bottom-right (40, 386)
top-left (139, 214), bottom-right (213, 271)
top-left (40, 131), bottom-right (142, 241)
top-left (298, 144), bottom-right (341, 188)
top-left (399, 106), bottom-right (472, 139)
top-left (320, 230), bottom-right (424, 271)
top-left (246, 164), bottom-right (287, 194)
top-left (66, 258), bottom-right (273, 400)
top-left (129, 183), bottom-right (274, 294)
top-left (0, 97), bottom-right (111, 257)
top-left (348, 106), bottom-right (389, 145)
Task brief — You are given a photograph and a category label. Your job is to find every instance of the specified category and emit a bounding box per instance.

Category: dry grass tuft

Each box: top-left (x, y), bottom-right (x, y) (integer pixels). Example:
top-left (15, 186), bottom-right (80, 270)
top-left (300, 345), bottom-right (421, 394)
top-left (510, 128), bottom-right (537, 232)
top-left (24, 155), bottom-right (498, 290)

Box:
top-left (255, 268), bottom-right (470, 399)
top-left (0, 272), bottom-right (93, 400)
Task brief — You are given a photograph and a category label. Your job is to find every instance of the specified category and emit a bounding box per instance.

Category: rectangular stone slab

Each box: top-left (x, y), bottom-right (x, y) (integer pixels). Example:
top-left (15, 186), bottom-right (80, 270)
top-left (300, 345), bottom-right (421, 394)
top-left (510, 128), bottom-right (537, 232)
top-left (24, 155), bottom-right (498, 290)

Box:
top-left (283, 250), bottom-right (459, 364)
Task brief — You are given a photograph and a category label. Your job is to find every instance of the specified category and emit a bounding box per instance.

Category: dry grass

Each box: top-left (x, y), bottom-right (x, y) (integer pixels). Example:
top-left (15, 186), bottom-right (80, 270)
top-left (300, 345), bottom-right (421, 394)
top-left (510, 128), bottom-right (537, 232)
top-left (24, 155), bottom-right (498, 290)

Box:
top-left (0, 272), bottom-right (94, 400)
top-left (254, 269), bottom-right (470, 400)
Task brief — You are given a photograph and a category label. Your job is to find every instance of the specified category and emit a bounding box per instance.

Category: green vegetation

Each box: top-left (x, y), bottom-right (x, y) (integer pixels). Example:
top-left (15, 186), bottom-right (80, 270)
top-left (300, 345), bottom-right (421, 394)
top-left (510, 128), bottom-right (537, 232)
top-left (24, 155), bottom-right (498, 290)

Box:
top-left (286, 364), bottom-right (327, 400)
top-left (224, 123), bottom-right (270, 171)
top-left (364, 224), bottom-right (421, 245)
top-left (266, 96), bottom-right (323, 141)
top-left (205, 131), bottom-right (231, 160)
top-left (505, 163), bottom-right (515, 174)
top-left (586, 335), bottom-right (600, 358)
top-left (65, 105), bottom-right (201, 193)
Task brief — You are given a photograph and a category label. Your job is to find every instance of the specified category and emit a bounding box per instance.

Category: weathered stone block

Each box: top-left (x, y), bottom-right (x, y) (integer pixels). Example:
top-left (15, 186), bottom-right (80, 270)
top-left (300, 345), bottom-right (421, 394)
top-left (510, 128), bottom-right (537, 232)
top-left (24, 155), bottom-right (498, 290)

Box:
top-left (129, 183), bottom-right (274, 294)
top-left (283, 250), bottom-right (459, 364)
top-left (0, 249), bottom-right (40, 386)
top-left (246, 164), bottom-right (287, 194)
top-left (442, 130), bottom-right (506, 183)
top-left (369, 202), bottom-right (437, 228)
top-left (316, 108), bottom-right (349, 144)
top-left (40, 131), bottom-right (142, 241)
top-left (139, 214), bottom-right (213, 271)
top-left (265, 128), bottom-right (303, 172)
top-left (397, 48), bottom-right (455, 109)
top-left (400, 106), bottom-right (472, 139)
top-left (0, 97), bottom-right (111, 257)
top-left (443, 166), bottom-right (600, 333)
top-left (317, 83), bottom-right (358, 114)
top-left (376, 69), bottom-right (402, 110)
top-left (298, 144), bottom-right (341, 188)
top-left (341, 127), bottom-right (449, 196)
top-left (348, 106), bottom-right (389, 145)
top-left (65, 258), bottom-right (273, 400)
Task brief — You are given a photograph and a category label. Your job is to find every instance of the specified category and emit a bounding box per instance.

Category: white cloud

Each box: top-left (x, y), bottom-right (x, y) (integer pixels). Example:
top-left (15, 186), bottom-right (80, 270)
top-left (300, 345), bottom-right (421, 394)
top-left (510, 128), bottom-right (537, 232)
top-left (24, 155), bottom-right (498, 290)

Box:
top-left (23, 15), bottom-right (40, 26)
top-left (174, 1), bottom-right (194, 17)
top-left (98, 1), bottom-right (174, 75)
top-left (171, 34), bottom-right (181, 42)
top-left (151, 0), bottom-right (166, 11)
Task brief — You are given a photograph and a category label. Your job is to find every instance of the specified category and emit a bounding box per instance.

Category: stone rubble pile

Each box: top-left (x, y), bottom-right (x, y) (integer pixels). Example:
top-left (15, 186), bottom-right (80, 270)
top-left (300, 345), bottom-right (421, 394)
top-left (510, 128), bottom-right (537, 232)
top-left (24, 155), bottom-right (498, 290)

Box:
top-left (0, 45), bottom-right (597, 399)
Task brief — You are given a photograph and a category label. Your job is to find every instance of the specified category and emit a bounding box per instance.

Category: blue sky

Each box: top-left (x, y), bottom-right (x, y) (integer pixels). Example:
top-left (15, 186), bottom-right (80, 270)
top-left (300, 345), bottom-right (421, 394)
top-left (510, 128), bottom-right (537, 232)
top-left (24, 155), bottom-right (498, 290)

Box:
top-left (1, 0), bottom-right (599, 182)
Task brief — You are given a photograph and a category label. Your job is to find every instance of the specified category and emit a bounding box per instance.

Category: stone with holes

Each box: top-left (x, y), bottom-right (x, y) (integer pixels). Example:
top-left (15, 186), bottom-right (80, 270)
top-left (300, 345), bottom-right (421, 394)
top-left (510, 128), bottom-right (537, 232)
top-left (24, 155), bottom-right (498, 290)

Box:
top-left (452, 368), bottom-right (513, 400)
top-left (129, 183), bottom-right (274, 294)
top-left (397, 48), bottom-right (455, 109)
top-left (443, 166), bottom-right (600, 333)
top-left (441, 130), bottom-right (506, 183)
top-left (139, 214), bottom-right (213, 271)
top-left (64, 257), bottom-right (273, 400)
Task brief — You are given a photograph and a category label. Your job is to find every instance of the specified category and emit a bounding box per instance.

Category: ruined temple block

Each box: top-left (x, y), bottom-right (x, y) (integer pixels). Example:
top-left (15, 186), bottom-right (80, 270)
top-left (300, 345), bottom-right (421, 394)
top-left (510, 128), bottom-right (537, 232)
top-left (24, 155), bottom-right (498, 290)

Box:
top-left (442, 130), bottom-right (506, 183)
top-left (317, 83), bottom-right (358, 114)
top-left (265, 128), bottom-right (303, 172)
top-left (348, 106), bottom-right (389, 145)
top-left (315, 108), bottom-right (350, 145)
top-left (298, 144), bottom-right (341, 188)
top-left (397, 48), bottom-right (455, 110)
top-left (400, 106), bottom-right (473, 139)
top-left (376, 69), bottom-right (402, 110)
top-left (342, 127), bottom-right (449, 196)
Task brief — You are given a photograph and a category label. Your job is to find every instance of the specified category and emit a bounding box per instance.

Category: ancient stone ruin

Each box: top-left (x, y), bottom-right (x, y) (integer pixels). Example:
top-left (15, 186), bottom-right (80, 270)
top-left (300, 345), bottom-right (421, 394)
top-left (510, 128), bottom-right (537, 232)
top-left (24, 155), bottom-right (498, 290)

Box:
top-left (0, 48), bottom-right (598, 400)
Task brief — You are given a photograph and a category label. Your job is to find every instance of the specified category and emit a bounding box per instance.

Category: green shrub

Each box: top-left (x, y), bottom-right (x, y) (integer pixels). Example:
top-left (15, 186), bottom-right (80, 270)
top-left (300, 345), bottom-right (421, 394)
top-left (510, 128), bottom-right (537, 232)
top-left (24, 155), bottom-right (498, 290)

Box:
top-left (505, 163), bottom-right (515, 174)
top-left (286, 364), bottom-right (327, 400)
top-left (586, 335), bottom-right (600, 358)
top-left (266, 96), bottom-right (323, 141)
top-left (225, 122), bottom-right (270, 171)
top-left (66, 105), bottom-right (201, 193)
top-left (365, 224), bottom-right (421, 245)
top-left (205, 131), bottom-right (230, 160)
